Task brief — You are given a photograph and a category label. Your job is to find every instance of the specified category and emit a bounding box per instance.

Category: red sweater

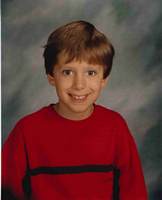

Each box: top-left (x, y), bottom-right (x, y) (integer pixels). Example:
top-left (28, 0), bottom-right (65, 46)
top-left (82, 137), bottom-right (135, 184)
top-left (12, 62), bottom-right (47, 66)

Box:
top-left (2, 104), bottom-right (148, 200)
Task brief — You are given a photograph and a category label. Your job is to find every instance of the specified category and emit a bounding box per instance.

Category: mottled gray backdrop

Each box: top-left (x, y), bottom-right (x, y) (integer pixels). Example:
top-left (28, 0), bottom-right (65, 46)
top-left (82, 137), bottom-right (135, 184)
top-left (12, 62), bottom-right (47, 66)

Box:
top-left (2, 0), bottom-right (162, 199)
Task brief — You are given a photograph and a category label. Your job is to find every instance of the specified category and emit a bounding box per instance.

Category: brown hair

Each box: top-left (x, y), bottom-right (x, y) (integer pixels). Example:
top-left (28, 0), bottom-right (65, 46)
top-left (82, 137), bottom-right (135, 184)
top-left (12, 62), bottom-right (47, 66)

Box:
top-left (43, 20), bottom-right (115, 79)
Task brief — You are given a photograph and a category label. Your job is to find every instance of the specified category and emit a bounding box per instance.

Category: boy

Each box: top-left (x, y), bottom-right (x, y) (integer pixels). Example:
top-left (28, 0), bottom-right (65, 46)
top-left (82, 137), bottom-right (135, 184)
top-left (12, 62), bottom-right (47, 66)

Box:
top-left (2, 20), bottom-right (148, 200)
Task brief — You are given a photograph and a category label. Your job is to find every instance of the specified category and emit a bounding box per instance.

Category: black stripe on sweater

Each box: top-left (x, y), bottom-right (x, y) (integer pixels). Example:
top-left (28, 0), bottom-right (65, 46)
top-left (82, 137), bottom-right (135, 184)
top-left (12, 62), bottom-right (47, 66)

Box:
top-left (29, 164), bottom-right (115, 176)
top-left (22, 164), bottom-right (120, 200)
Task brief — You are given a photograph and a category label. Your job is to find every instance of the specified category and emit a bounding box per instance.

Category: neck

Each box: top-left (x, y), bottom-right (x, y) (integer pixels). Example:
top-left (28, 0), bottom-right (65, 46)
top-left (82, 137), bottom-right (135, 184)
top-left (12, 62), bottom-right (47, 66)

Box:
top-left (53, 103), bottom-right (94, 121)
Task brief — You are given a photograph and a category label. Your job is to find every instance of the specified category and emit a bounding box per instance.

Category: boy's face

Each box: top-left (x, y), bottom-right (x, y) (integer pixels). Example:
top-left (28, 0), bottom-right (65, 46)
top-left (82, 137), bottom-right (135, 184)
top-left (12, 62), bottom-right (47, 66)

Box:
top-left (47, 59), bottom-right (108, 120)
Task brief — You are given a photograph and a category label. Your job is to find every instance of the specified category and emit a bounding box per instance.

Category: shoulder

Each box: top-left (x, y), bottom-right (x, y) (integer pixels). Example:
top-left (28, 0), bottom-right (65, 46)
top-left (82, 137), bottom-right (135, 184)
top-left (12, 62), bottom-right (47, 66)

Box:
top-left (95, 104), bottom-right (130, 135)
top-left (4, 105), bottom-right (54, 143)
top-left (96, 105), bottom-right (134, 142)
top-left (96, 104), bottom-right (126, 124)
top-left (13, 105), bottom-right (52, 131)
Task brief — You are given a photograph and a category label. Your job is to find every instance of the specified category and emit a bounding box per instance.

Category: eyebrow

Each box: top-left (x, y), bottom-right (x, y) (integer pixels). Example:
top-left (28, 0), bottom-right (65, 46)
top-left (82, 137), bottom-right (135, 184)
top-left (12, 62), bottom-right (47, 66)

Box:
top-left (60, 66), bottom-right (74, 69)
top-left (60, 65), bottom-right (100, 70)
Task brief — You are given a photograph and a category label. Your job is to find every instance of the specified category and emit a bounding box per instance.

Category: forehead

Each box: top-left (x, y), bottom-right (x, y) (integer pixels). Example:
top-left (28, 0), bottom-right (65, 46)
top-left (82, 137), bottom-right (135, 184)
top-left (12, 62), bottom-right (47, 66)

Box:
top-left (56, 51), bottom-right (104, 69)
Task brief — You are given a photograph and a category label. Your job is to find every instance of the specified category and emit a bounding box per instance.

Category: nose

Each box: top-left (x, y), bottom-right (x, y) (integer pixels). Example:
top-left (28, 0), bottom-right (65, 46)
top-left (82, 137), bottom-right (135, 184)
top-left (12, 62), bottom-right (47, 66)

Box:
top-left (72, 73), bottom-right (86, 90)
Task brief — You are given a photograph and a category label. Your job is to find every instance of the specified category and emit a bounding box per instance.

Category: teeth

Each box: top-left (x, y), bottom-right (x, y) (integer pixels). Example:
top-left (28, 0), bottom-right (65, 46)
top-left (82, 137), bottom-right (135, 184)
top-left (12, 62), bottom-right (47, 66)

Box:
top-left (72, 95), bottom-right (86, 100)
top-left (69, 94), bottom-right (87, 100)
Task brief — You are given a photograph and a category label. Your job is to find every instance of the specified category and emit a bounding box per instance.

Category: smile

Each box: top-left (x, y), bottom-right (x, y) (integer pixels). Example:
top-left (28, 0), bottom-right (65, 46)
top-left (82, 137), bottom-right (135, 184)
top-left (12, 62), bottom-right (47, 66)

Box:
top-left (69, 94), bottom-right (89, 102)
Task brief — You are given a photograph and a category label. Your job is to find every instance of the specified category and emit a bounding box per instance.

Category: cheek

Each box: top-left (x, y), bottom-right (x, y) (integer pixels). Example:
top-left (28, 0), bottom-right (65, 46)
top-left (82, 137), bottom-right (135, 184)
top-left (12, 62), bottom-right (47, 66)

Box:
top-left (89, 79), bottom-right (104, 91)
top-left (57, 77), bottom-right (72, 88)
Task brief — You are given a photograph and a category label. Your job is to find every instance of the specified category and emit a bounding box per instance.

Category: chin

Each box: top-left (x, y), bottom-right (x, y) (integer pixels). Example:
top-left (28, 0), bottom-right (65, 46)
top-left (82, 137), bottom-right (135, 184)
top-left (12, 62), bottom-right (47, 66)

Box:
top-left (69, 103), bottom-right (92, 113)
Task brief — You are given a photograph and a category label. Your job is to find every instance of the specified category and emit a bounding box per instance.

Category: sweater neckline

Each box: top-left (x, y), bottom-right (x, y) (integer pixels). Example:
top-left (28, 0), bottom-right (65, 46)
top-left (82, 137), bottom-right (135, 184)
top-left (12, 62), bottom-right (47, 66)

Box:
top-left (48, 103), bottom-right (97, 125)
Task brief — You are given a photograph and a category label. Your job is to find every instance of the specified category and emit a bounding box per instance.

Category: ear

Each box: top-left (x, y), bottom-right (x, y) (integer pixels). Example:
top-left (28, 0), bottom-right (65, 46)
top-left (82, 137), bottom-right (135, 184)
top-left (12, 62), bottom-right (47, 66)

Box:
top-left (101, 77), bottom-right (108, 89)
top-left (47, 74), bottom-right (56, 86)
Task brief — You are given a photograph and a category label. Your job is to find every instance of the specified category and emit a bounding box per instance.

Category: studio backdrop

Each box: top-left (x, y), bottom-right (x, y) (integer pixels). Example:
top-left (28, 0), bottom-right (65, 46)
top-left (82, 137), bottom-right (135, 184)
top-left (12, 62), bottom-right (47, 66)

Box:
top-left (2, 0), bottom-right (162, 199)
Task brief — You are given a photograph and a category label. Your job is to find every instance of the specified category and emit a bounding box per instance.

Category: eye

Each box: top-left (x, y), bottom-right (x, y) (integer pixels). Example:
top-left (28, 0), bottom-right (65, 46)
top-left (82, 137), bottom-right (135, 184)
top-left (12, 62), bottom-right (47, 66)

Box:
top-left (62, 70), bottom-right (73, 76)
top-left (87, 70), bottom-right (97, 76)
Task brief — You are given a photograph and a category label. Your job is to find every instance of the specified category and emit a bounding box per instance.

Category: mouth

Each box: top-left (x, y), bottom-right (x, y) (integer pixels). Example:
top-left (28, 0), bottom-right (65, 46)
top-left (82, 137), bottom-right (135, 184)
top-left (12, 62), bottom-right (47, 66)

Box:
top-left (68, 93), bottom-right (89, 102)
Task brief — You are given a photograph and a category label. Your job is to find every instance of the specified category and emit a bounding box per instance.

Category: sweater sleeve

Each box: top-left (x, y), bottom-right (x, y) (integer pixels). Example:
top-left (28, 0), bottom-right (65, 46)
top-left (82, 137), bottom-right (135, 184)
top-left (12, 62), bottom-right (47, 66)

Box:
top-left (2, 120), bottom-right (28, 200)
top-left (114, 115), bottom-right (148, 200)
